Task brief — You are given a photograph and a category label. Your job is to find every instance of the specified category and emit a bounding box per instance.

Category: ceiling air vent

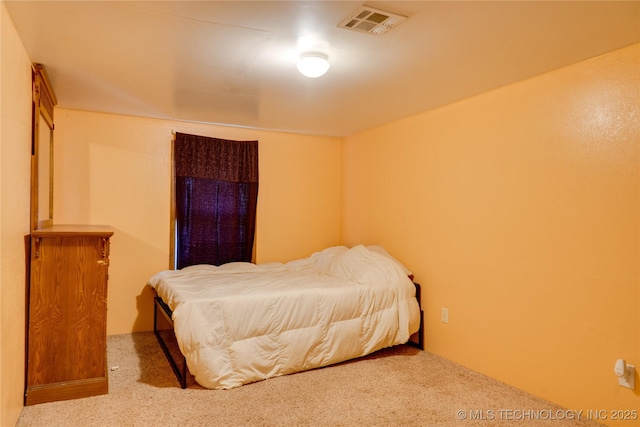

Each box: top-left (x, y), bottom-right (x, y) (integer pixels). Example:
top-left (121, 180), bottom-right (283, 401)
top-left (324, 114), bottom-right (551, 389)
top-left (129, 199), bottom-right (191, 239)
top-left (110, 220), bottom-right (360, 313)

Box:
top-left (338, 5), bottom-right (407, 36)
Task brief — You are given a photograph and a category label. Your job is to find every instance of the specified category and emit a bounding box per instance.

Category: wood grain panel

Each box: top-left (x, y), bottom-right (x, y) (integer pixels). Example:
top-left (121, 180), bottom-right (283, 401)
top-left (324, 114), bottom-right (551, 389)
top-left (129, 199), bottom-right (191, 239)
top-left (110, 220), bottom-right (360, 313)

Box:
top-left (25, 227), bottom-right (112, 405)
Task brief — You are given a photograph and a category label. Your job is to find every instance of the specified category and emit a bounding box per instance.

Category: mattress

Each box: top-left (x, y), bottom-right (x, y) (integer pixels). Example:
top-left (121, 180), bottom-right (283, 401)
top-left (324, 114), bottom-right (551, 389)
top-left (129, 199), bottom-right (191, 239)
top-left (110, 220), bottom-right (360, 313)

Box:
top-left (147, 244), bottom-right (421, 389)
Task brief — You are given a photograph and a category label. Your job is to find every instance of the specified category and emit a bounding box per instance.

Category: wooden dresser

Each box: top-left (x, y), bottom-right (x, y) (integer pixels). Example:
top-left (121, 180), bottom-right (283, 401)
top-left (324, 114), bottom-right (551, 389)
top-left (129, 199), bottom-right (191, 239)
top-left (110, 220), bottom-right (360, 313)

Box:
top-left (25, 225), bottom-right (114, 405)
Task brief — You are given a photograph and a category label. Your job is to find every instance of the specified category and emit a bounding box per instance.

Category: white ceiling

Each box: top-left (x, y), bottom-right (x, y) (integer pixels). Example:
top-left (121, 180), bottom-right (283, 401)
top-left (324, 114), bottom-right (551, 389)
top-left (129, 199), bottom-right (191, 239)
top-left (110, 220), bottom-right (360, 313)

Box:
top-left (5, 1), bottom-right (640, 137)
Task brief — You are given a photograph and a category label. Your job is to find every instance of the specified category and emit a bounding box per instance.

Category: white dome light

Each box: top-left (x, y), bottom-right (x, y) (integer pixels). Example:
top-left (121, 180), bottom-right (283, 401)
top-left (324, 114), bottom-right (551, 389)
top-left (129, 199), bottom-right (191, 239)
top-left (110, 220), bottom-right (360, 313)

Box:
top-left (297, 52), bottom-right (330, 78)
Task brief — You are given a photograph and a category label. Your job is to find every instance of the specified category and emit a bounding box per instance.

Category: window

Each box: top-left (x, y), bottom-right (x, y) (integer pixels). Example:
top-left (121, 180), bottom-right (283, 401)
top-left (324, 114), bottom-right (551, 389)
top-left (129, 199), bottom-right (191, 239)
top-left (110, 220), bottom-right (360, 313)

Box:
top-left (173, 132), bottom-right (258, 269)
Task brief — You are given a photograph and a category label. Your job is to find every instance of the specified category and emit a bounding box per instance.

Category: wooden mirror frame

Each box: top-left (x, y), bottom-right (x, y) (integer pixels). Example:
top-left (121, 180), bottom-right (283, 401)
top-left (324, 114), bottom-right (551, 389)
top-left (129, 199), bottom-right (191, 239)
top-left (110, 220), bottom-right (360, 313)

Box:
top-left (31, 64), bottom-right (57, 231)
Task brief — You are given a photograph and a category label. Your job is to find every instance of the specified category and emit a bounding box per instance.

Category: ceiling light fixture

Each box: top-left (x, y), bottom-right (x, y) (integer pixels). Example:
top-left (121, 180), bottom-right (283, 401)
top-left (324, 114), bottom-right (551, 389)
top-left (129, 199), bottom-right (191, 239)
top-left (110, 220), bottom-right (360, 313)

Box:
top-left (297, 52), bottom-right (330, 78)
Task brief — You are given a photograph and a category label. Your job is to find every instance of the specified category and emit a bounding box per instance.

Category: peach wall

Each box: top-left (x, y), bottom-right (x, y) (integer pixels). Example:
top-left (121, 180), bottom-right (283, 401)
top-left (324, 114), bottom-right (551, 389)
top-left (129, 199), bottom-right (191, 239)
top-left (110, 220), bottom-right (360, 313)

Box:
top-left (0, 3), bottom-right (33, 426)
top-left (342, 44), bottom-right (639, 424)
top-left (53, 109), bottom-right (341, 335)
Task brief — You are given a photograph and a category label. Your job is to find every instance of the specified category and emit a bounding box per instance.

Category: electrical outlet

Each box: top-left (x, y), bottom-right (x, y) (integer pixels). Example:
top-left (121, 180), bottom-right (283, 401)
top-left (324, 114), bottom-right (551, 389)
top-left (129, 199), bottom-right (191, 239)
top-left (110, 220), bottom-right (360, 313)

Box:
top-left (441, 307), bottom-right (449, 324)
top-left (619, 365), bottom-right (635, 389)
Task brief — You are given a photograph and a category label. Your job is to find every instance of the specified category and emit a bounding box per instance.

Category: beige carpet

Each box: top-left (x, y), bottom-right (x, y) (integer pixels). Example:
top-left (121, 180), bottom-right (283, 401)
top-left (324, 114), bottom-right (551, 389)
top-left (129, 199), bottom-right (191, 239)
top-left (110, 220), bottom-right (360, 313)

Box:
top-left (16, 332), bottom-right (602, 427)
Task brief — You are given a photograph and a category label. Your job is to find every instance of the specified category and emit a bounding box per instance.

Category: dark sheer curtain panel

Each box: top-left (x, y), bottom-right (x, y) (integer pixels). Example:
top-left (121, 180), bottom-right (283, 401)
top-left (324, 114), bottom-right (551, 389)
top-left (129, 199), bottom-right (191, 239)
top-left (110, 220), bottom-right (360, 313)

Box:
top-left (174, 132), bottom-right (258, 269)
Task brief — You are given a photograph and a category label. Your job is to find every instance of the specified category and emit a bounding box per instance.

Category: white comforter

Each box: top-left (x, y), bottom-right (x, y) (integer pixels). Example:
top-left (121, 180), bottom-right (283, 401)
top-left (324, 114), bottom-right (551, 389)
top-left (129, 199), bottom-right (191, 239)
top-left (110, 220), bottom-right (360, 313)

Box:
top-left (147, 245), bottom-right (421, 389)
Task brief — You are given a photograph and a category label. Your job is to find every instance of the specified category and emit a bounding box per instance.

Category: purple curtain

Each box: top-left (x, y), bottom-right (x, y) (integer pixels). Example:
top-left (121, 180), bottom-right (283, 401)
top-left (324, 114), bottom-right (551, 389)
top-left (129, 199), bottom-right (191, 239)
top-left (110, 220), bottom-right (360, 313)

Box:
top-left (174, 132), bottom-right (258, 269)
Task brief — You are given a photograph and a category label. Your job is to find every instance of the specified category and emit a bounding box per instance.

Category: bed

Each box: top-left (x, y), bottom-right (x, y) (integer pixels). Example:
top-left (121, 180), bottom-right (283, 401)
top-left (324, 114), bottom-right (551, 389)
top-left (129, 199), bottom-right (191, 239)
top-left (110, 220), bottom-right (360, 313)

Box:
top-left (147, 244), bottom-right (424, 389)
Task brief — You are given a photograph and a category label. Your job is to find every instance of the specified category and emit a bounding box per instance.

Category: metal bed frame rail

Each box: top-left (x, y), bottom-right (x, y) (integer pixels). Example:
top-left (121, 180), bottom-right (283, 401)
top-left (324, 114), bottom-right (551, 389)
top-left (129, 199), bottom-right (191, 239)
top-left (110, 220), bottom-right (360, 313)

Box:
top-left (408, 282), bottom-right (425, 350)
top-left (153, 297), bottom-right (188, 388)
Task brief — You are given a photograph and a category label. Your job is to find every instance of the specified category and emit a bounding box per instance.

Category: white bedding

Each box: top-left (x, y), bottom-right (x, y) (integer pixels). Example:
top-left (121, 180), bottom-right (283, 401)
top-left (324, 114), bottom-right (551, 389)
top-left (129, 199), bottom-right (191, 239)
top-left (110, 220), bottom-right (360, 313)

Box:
top-left (147, 245), bottom-right (421, 389)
